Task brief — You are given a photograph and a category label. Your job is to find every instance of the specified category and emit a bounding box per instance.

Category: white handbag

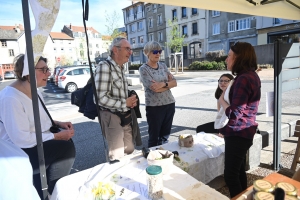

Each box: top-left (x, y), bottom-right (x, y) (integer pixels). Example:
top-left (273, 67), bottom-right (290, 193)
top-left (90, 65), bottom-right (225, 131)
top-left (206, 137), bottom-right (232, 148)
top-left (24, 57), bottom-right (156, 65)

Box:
top-left (214, 80), bottom-right (233, 129)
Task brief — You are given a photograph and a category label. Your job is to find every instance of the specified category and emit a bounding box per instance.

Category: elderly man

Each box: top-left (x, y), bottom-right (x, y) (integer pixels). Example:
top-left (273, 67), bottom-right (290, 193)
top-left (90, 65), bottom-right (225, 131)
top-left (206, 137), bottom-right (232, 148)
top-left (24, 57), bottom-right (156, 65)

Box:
top-left (95, 37), bottom-right (140, 161)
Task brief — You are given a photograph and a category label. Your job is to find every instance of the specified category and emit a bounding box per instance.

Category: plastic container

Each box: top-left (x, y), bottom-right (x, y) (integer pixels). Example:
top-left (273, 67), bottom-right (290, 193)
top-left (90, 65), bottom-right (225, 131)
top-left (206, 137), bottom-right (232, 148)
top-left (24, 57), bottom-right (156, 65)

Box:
top-left (147, 150), bottom-right (174, 174)
top-left (146, 165), bottom-right (163, 200)
top-left (253, 180), bottom-right (274, 194)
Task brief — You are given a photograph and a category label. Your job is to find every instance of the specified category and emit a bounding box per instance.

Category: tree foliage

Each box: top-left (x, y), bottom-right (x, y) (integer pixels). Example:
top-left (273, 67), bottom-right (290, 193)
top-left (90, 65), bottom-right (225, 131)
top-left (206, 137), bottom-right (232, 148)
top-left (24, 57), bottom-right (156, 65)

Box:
top-left (166, 18), bottom-right (186, 53)
top-left (105, 10), bottom-right (122, 40)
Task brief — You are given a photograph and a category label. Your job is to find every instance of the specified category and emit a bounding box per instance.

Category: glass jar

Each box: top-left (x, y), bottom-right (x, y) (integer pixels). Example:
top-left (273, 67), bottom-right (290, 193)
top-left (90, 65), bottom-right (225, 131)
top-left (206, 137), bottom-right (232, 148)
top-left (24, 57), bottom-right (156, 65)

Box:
top-left (253, 180), bottom-right (274, 196)
top-left (275, 182), bottom-right (297, 197)
top-left (146, 165), bottom-right (163, 200)
top-left (254, 191), bottom-right (274, 200)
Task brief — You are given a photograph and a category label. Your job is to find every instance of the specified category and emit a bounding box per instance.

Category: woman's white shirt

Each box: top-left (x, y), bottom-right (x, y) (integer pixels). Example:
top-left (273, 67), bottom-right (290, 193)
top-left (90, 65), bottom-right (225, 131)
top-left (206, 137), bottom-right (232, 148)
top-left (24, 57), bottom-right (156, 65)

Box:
top-left (0, 86), bottom-right (54, 148)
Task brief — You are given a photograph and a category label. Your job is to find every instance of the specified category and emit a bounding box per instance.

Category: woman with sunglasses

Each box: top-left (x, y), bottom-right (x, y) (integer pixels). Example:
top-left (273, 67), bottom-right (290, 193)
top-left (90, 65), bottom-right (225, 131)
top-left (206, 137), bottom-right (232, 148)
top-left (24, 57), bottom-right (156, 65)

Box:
top-left (215, 73), bottom-right (234, 111)
top-left (219, 42), bottom-right (261, 198)
top-left (0, 54), bottom-right (76, 198)
top-left (139, 41), bottom-right (177, 148)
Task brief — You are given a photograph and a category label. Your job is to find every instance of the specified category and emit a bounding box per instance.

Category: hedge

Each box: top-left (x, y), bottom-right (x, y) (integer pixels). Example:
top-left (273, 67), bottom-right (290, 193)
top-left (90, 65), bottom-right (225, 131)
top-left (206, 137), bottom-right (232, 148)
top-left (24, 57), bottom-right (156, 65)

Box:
top-left (188, 61), bottom-right (226, 70)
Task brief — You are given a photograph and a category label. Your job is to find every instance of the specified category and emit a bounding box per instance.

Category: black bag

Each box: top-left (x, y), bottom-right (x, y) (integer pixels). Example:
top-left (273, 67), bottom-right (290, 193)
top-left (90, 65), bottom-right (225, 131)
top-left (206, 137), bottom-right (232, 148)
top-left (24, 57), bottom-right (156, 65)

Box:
top-left (50, 125), bottom-right (61, 133)
top-left (115, 110), bottom-right (132, 127)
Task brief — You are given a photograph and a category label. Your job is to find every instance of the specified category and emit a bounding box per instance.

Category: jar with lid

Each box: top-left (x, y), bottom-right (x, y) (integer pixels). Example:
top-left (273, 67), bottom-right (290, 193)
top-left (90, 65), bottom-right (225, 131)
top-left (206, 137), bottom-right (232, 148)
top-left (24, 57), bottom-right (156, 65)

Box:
top-left (254, 191), bottom-right (274, 200)
top-left (275, 182), bottom-right (297, 197)
top-left (253, 180), bottom-right (275, 197)
top-left (146, 165), bottom-right (163, 200)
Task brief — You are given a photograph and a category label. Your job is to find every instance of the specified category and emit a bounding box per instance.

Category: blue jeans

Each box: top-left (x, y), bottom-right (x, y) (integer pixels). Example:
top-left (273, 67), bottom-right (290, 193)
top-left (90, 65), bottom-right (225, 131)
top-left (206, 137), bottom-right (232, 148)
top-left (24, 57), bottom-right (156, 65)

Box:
top-left (146, 103), bottom-right (175, 148)
top-left (224, 136), bottom-right (253, 198)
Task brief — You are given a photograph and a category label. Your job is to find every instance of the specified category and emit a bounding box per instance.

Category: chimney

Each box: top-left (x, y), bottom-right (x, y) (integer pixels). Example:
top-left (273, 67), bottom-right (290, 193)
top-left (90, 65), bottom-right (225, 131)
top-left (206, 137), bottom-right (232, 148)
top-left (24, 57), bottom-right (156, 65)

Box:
top-left (69, 23), bottom-right (72, 29)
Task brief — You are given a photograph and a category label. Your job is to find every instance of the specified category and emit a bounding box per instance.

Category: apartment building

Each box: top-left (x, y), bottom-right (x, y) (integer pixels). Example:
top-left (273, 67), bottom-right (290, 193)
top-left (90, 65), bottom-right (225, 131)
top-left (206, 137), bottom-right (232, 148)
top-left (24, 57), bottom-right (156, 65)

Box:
top-left (144, 3), bottom-right (167, 61)
top-left (165, 5), bottom-right (207, 66)
top-left (49, 32), bottom-right (76, 65)
top-left (0, 24), bottom-right (56, 76)
top-left (62, 24), bottom-right (104, 64)
top-left (123, 2), bottom-right (147, 64)
top-left (256, 17), bottom-right (300, 44)
top-left (207, 11), bottom-right (257, 53)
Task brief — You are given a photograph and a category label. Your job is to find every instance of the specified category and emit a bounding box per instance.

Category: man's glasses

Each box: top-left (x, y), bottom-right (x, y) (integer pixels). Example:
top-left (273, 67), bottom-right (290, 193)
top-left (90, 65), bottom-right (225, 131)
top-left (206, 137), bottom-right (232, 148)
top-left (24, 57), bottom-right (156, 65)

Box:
top-left (152, 50), bottom-right (162, 55)
top-left (116, 46), bottom-right (132, 53)
top-left (35, 67), bottom-right (50, 74)
top-left (218, 80), bottom-right (230, 84)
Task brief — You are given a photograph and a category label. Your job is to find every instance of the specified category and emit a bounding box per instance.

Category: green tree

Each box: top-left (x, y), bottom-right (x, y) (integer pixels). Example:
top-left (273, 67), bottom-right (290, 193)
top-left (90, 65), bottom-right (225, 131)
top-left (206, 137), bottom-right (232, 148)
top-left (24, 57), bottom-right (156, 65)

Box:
top-left (166, 18), bottom-right (186, 53)
top-left (105, 10), bottom-right (122, 40)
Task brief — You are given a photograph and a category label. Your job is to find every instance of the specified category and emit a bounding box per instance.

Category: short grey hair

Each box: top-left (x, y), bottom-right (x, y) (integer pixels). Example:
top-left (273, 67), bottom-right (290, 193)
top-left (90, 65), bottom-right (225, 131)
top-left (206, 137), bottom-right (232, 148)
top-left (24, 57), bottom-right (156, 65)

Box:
top-left (143, 41), bottom-right (162, 57)
top-left (109, 37), bottom-right (126, 56)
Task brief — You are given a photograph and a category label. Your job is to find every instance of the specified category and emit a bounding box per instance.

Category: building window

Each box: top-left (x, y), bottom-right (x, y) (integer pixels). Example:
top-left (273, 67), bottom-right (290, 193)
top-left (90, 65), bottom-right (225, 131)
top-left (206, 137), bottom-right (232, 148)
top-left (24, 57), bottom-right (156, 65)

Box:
top-left (131, 38), bottom-right (136, 44)
top-left (137, 5), bottom-right (142, 13)
top-left (89, 50), bottom-right (92, 55)
top-left (182, 25), bottom-right (188, 37)
top-left (192, 23), bottom-right (198, 34)
top-left (228, 21), bottom-right (235, 32)
top-left (158, 14), bottom-right (162, 25)
top-left (236, 18), bottom-right (250, 31)
top-left (1, 40), bottom-right (7, 47)
top-left (139, 36), bottom-right (144, 43)
top-left (192, 8), bottom-right (197, 15)
top-left (129, 8), bottom-right (134, 16)
top-left (213, 22), bottom-right (220, 35)
top-left (149, 18), bottom-right (153, 28)
top-left (158, 32), bottom-right (163, 41)
top-left (182, 7), bottom-right (187, 18)
top-left (61, 48), bottom-right (64, 52)
top-left (96, 44), bottom-right (99, 48)
top-left (9, 49), bottom-right (14, 57)
top-left (274, 18), bottom-right (282, 25)
top-left (137, 21), bottom-right (143, 31)
top-left (54, 48), bottom-right (57, 53)
top-left (212, 10), bottom-right (220, 17)
top-left (172, 9), bottom-right (177, 20)
top-left (149, 34), bottom-right (153, 41)
top-left (69, 48), bottom-right (72, 52)
top-left (60, 40), bottom-right (63, 44)
top-left (130, 24), bottom-right (135, 32)
top-left (152, 4), bottom-right (157, 9)
top-left (183, 46), bottom-right (187, 59)
top-left (146, 6), bottom-right (151, 12)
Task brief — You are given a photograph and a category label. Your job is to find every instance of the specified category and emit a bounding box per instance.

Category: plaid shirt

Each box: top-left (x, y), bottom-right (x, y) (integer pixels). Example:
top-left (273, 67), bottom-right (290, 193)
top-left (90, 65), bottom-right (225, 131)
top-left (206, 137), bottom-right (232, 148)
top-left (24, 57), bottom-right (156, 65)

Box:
top-left (220, 70), bottom-right (261, 139)
top-left (94, 56), bottom-right (129, 112)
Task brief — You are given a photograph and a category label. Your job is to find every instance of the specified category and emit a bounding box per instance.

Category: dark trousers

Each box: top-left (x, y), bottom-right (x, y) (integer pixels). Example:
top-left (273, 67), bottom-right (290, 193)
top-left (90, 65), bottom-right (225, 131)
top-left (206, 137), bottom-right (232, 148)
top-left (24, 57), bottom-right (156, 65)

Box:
top-left (224, 136), bottom-right (253, 198)
top-left (22, 139), bottom-right (76, 199)
top-left (146, 103), bottom-right (175, 148)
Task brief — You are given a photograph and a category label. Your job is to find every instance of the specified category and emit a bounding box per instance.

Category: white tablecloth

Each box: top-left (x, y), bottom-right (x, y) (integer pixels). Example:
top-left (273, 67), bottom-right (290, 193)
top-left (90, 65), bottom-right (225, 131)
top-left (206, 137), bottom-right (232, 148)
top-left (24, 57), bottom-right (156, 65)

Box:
top-left (50, 152), bottom-right (229, 200)
top-left (153, 132), bottom-right (225, 184)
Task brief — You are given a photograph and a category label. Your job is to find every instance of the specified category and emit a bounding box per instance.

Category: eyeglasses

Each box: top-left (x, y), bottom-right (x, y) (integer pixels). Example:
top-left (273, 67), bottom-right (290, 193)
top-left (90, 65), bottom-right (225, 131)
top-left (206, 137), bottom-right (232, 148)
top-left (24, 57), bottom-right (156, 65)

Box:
top-left (35, 67), bottom-right (51, 74)
top-left (116, 46), bottom-right (133, 53)
top-left (152, 50), bottom-right (162, 55)
top-left (218, 80), bottom-right (230, 84)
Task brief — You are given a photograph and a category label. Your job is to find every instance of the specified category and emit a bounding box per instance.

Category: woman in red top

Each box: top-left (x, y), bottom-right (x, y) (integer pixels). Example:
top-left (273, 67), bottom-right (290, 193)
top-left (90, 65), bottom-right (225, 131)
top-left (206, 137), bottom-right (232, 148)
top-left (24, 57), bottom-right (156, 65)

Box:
top-left (219, 42), bottom-right (261, 197)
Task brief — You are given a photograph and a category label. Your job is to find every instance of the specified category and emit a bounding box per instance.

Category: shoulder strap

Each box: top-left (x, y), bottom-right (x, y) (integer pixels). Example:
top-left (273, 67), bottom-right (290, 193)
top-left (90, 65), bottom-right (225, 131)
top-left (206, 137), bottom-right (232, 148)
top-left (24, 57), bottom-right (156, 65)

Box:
top-left (38, 95), bottom-right (55, 126)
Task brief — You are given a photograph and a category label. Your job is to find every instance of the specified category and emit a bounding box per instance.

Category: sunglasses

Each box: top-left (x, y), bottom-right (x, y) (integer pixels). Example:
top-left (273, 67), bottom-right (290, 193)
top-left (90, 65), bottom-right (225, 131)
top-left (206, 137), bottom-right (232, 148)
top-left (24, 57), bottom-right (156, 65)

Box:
top-left (152, 50), bottom-right (162, 55)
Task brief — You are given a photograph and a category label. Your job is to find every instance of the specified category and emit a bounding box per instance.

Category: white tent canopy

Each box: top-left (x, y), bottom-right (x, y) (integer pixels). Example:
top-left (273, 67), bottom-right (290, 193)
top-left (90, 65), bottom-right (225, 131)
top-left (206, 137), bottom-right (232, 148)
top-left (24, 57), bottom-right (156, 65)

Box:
top-left (138, 0), bottom-right (300, 20)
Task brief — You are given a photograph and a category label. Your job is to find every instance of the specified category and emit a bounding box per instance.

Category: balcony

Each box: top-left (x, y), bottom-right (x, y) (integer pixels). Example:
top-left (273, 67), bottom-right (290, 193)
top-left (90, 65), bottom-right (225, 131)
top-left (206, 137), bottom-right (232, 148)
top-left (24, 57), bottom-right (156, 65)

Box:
top-left (131, 43), bottom-right (145, 49)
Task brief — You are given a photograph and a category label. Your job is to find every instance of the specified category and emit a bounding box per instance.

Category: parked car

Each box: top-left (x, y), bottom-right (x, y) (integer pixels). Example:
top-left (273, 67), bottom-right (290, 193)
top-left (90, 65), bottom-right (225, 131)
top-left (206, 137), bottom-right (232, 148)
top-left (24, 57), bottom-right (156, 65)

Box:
top-left (0, 75), bottom-right (2, 81)
top-left (57, 66), bottom-right (92, 93)
top-left (54, 66), bottom-right (70, 85)
top-left (4, 71), bottom-right (16, 79)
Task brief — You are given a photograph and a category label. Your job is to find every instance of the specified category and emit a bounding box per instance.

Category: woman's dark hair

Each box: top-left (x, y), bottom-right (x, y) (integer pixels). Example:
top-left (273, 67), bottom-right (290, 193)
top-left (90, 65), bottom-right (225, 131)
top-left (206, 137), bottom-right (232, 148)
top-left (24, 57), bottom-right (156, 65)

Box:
top-left (214, 73), bottom-right (234, 99)
top-left (230, 42), bottom-right (257, 75)
top-left (14, 54), bottom-right (47, 81)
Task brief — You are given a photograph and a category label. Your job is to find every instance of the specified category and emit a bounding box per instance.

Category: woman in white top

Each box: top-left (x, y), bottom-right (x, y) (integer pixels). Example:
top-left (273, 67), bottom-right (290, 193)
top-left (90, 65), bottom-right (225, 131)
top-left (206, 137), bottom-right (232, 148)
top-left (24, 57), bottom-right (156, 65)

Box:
top-left (0, 54), bottom-right (76, 198)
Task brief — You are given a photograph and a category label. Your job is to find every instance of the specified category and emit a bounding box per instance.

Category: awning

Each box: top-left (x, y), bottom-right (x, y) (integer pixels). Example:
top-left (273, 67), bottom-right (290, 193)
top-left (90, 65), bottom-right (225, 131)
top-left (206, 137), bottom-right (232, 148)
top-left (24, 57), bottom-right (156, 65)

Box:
top-left (139, 0), bottom-right (300, 20)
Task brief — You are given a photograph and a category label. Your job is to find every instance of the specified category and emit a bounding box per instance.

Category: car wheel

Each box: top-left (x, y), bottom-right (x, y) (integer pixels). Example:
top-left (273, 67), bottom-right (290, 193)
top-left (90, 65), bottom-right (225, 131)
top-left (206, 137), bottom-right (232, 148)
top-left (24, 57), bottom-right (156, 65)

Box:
top-left (66, 83), bottom-right (77, 93)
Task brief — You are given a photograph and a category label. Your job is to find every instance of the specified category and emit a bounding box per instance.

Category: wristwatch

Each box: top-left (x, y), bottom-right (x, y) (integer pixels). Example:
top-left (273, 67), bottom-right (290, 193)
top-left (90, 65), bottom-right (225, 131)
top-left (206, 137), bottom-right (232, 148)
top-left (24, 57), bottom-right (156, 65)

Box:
top-left (165, 82), bottom-right (168, 87)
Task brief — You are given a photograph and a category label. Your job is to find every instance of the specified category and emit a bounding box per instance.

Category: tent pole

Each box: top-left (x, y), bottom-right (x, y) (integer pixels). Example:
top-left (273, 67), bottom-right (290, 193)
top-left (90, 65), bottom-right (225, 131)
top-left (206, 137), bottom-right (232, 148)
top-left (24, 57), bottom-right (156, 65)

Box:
top-left (272, 39), bottom-right (283, 170)
top-left (21, 0), bottom-right (48, 199)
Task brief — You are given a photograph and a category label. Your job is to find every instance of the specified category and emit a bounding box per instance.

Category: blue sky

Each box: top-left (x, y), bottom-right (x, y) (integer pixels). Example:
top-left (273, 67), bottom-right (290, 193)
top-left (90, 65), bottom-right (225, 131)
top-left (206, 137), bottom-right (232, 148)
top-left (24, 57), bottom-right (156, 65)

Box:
top-left (0, 0), bottom-right (131, 35)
